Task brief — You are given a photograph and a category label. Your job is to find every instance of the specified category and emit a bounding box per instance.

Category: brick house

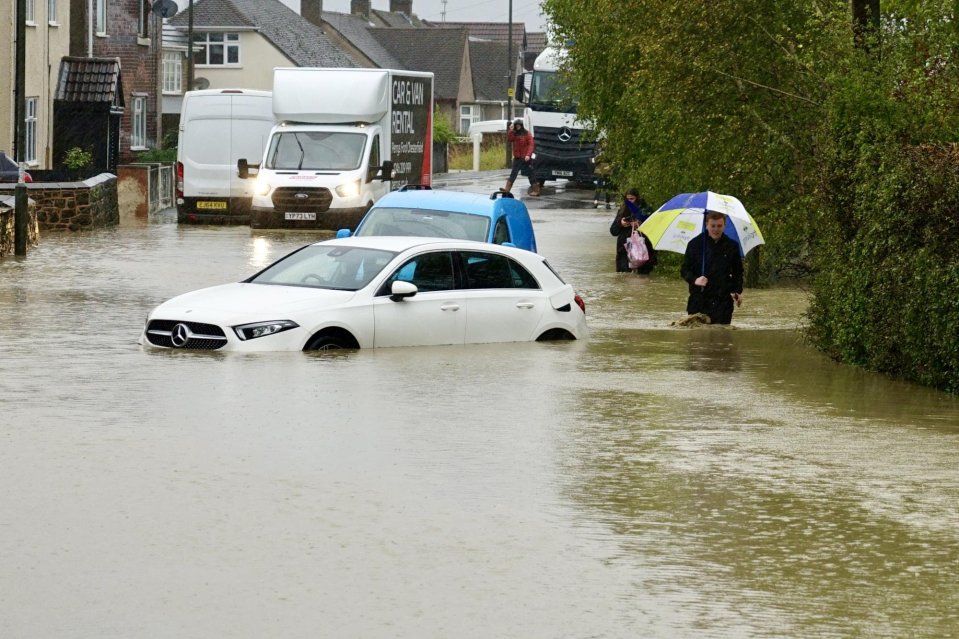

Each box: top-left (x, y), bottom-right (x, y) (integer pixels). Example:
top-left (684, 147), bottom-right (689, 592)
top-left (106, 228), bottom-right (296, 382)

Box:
top-left (69, 0), bottom-right (164, 162)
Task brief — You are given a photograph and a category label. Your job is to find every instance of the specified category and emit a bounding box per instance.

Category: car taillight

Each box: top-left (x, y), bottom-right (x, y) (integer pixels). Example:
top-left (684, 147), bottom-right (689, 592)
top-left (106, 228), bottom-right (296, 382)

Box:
top-left (23, 172), bottom-right (32, 183)
top-left (175, 161), bottom-right (183, 197)
top-left (574, 294), bottom-right (586, 314)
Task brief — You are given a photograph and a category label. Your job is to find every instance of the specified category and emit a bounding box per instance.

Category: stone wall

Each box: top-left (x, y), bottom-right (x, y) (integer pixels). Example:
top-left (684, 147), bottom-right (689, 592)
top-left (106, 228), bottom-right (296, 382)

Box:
top-left (14, 174), bottom-right (119, 232)
top-left (0, 197), bottom-right (39, 257)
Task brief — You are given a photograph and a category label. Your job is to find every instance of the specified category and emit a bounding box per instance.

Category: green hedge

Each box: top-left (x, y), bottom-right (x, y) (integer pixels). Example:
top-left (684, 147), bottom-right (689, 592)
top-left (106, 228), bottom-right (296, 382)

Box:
top-left (808, 143), bottom-right (959, 393)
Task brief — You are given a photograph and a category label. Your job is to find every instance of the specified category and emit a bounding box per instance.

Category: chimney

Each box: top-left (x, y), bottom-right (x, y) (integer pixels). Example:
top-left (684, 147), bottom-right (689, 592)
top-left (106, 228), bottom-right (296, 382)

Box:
top-left (390, 0), bottom-right (413, 14)
top-left (302, 0), bottom-right (323, 26)
top-left (351, 0), bottom-right (371, 20)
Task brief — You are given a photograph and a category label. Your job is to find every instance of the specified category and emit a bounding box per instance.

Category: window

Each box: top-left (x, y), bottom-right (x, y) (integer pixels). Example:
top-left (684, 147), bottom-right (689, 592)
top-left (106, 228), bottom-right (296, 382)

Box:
top-left (48, 0), bottom-right (57, 23)
top-left (459, 104), bottom-right (478, 134)
top-left (26, 0), bottom-right (35, 22)
top-left (492, 218), bottom-right (511, 245)
top-left (162, 52), bottom-right (183, 94)
top-left (462, 251), bottom-right (539, 289)
top-left (138, 0), bottom-right (149, 37)
top-left (193, 33), bottom-right (240, 66)
top-left (95, 0), bottom-right (107, 34)
top-left (131, 95), bottom-right (147, 149)
top-left (367, 135), bottom-right (380, 180)
top-left (25, 98), bottom-right (38, 163)
top-left (379, 252), bottom-right (455, 294)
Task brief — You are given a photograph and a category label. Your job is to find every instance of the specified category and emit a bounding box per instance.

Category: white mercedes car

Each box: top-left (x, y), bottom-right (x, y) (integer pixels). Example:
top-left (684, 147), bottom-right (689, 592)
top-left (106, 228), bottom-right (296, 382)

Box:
top-left (140, 237), bottom-right (588, 352)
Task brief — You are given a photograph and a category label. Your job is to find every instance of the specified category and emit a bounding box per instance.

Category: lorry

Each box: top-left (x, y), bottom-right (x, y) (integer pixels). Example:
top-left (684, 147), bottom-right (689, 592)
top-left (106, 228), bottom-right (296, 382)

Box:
top-left (239, 68), bottom-right (434, 230)
top-left (519, 47), bottom-right (598, 189)
top-left (176, 89), bottom-right (275, 224)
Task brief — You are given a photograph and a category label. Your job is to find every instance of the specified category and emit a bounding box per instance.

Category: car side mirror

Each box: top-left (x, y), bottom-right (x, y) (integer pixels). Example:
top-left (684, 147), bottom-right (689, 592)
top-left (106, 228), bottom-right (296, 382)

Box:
top-left (377, 160), bottom-right (395, 181)
top-left (335, 229), bottom-right (351, 239)
top-left (389, 280), bottom-right (417, 302)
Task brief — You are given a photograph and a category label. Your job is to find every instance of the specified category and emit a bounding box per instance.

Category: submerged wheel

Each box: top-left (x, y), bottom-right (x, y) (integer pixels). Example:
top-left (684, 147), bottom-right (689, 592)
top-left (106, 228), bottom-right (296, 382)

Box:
top-left (304, 329), bottom-right (359, 351)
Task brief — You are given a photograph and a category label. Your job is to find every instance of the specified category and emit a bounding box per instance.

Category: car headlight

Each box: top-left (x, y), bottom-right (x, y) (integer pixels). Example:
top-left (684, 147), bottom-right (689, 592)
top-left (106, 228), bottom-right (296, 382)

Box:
top-left (335, 179), bottom-right (361, 198)
top-left (233, 320), bottom-right (299, 341)
top-left (254, 177), bottom-right (272, 197)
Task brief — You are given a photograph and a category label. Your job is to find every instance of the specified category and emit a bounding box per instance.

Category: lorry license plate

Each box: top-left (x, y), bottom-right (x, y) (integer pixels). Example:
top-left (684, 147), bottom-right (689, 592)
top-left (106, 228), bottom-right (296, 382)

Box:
top-left (196, 201), bottom-right (227, 209)
top-left (285, 212), bottom-right (316, 221)
top-left (552, 170), bottom-right (574, 177)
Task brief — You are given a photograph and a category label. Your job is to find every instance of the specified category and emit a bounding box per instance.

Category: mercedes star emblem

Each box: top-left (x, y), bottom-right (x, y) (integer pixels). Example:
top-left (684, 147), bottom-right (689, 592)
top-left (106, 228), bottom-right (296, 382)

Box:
top-left (557, 127), bottom-right (572, 142)
top-left (171, 323), bottom-right (191, 348)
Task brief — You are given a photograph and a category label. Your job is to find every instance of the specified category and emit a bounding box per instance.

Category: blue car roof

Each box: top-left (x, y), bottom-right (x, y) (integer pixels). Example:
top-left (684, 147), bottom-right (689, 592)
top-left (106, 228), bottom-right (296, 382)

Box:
top-left (373, 189), bottom-right (504, 214)
top-left (364, 188), bottom-right (538, 252)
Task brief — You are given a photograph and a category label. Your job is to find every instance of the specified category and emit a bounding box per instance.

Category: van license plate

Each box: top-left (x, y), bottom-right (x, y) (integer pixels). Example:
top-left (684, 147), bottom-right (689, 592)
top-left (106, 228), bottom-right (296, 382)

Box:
top-left (196, 201), bottom-right (227, 209)
top-left (553, 170), bottom-right (574, 177)
top-left (285, 212), bottom-right (316, 221)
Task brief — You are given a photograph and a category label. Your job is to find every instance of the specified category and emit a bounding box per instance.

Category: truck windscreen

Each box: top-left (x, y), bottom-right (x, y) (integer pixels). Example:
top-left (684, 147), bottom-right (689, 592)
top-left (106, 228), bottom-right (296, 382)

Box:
top-left (266, 131), bottom-right (368, 171)
top-left (529, 71), bottom-right (578, 113)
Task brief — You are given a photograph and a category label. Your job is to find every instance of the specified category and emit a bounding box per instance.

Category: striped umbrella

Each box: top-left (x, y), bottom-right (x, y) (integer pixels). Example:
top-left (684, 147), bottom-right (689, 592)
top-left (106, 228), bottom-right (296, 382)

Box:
top-left (639, 191), bottom-right (765, 258)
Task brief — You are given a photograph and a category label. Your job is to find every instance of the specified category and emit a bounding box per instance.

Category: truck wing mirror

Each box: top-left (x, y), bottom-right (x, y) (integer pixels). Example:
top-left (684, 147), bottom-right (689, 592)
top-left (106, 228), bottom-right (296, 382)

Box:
top-left (237, 158), bottom-right (259, 179)
top-left (377, 160), bottom-right (395, 181)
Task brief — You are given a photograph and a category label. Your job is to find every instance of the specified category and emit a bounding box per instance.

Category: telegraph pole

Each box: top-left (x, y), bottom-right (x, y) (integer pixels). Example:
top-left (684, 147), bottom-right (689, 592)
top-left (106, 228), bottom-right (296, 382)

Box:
top-left (506, 0), bottom-right (513, 168)
top-left (15, 0), bottom-right (26, 164)
top-left (188, 0), bottom-right (195, 89)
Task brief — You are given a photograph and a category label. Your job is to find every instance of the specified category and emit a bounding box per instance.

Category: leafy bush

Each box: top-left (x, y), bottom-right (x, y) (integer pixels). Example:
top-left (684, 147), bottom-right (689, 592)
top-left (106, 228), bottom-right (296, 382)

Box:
top-left (432, 108), bottom-right (457, 144)
top-left (63, 147), bottom-right (93, 171)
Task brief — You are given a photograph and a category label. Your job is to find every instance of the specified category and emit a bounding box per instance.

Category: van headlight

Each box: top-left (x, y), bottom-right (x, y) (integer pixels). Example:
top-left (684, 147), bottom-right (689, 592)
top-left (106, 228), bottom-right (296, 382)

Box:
top-left (254, 177), bottom-right (272, 197)
top-left (335, 179), bottom-right (361, 198)
top-left (233, 320), bottom-right (299, 341)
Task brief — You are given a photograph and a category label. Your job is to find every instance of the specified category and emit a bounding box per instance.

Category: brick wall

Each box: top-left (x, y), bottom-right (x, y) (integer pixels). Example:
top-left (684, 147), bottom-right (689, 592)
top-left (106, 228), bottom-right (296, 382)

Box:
top-left (0, 200), bottom-right (39, 257)
top-left (93, 0), bottom-right (161, 164)
top-left (0, 175), bottom-right (119, 232)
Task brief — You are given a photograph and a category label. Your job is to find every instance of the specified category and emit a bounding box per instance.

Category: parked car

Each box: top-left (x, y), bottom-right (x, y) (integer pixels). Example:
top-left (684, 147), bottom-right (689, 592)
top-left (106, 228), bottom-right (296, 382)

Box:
top-left (140, 236), bottom-right (586, 352)
top-left (0, 151), bottom-right (31, 183)
top-left (337, 186), bottom-right (537, 252)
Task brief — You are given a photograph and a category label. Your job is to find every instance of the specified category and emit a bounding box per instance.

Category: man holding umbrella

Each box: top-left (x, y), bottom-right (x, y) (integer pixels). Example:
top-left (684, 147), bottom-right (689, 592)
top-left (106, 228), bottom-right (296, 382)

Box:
top-left (680, 211), bottom-right (744, 324)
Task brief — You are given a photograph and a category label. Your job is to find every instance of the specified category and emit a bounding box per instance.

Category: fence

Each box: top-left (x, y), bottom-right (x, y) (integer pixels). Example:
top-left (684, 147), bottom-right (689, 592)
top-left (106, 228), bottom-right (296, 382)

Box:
top-left (117, 163), bottom-right (175, 218)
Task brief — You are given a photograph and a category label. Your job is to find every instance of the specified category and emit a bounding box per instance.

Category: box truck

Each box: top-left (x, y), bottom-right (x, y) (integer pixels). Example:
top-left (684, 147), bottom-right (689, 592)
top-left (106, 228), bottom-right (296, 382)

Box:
top-left (239, 68), bottom-right (434, 230)
top-left (176, 89), bottom-right (275, 224)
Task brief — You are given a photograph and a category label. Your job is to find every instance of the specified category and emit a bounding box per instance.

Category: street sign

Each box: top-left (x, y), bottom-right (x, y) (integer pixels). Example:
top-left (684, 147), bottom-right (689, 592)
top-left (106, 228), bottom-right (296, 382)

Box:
top-left (507, 88), bottom-right (515, 98)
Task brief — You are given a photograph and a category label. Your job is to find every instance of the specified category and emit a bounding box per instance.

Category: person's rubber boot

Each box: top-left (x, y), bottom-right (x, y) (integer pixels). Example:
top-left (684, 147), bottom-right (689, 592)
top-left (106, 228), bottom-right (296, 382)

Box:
top-left (500, 180), bottom-right (513, 193)
top-left (529, 182), bottom-right (541, 197)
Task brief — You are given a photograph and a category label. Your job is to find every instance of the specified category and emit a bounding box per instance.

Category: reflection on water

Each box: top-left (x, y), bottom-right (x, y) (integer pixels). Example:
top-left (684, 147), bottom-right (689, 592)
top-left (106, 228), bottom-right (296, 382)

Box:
top-left (0, 206), bottom-right (957, 638)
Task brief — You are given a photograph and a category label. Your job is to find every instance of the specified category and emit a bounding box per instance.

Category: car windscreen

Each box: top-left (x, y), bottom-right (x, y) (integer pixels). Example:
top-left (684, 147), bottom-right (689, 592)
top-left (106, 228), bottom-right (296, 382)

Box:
top-left (354, 207), bottom-right (491, 242)
top-left (265, 131), bottom-right (367, 171)
top-left (249, 245), bottom-right (397, 291)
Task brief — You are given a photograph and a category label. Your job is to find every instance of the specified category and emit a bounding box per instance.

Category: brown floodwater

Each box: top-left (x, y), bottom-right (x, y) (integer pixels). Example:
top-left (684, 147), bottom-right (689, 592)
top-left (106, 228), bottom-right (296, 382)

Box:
top-left (1, 186), bottom-right (957, 638)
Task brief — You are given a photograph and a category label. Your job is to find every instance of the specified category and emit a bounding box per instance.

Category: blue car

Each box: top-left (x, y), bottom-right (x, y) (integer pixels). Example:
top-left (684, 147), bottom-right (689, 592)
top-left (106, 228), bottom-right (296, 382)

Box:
top-left (337, 186), bottom-right (537, 252)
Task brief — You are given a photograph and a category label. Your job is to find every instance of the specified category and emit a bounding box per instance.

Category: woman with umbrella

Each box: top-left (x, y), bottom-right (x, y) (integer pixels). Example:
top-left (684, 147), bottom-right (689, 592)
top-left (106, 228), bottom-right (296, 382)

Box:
top-left (680, 211), bottom-right (743, 324)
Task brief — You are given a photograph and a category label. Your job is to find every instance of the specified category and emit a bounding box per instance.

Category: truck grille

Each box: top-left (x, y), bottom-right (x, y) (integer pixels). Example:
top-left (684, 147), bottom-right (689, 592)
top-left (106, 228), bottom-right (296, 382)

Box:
top-left (533, 126), bottom-right (597, 160)
top-left (145, 319), bottom-right (228, 350)
top-left (271, 187), bottom-right (333, 212)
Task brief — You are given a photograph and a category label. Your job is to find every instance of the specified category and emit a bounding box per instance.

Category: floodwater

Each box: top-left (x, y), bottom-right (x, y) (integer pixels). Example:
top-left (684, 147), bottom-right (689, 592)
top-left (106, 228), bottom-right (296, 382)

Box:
top-left (1, 183), bottom-right (958, 638)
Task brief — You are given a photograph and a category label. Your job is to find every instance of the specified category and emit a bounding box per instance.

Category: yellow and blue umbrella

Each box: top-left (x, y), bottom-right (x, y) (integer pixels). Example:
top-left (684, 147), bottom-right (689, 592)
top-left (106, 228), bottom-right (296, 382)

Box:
top-left (639, 191), bottom-right (765, 257)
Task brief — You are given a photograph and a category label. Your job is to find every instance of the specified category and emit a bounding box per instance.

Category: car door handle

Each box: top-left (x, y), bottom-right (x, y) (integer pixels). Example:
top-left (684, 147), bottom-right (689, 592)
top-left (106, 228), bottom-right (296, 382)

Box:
top-left (516, 302), bottom-right (536, 309)
top-left (440, 303), bottom-right (461, 311)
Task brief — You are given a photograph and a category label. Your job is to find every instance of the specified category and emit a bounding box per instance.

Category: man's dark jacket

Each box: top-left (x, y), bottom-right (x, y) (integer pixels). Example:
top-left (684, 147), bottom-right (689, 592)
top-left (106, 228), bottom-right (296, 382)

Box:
top-left (681, 232), bottom-right (743, 324)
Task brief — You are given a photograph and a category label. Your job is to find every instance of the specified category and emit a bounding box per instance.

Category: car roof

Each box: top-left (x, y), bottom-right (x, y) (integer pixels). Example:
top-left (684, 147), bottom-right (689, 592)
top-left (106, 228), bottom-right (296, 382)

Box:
top-left (372, 189), bottom-right (516, 217)
top-left (313, 235), bottom-right (539, 260)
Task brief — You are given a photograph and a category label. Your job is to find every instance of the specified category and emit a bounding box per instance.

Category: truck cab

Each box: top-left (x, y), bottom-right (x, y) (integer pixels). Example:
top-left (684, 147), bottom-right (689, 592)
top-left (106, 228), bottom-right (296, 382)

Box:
top-left (520, 48), bottom-right (598, 187)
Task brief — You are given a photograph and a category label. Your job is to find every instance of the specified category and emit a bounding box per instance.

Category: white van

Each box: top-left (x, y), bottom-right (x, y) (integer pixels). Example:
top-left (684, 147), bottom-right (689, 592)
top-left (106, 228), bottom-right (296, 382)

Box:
top-left (176, 89), bottom-right (274, 224)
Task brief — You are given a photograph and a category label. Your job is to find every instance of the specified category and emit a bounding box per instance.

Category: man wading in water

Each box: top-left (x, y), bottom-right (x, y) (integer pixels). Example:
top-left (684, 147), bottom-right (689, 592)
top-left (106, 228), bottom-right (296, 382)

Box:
top-left (681, 211), bottom-right (744, 324)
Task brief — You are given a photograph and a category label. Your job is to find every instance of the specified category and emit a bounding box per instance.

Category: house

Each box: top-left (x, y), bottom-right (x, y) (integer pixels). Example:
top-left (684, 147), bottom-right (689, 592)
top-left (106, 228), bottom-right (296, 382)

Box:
top-left (368, 26), bottom-right (473, 128)
top-left (66, 0), bottom-right (164, 163)
top-left (162, 0), bottom-right (357, 125)
top-left (1, 0), bottom-right (72, 170)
